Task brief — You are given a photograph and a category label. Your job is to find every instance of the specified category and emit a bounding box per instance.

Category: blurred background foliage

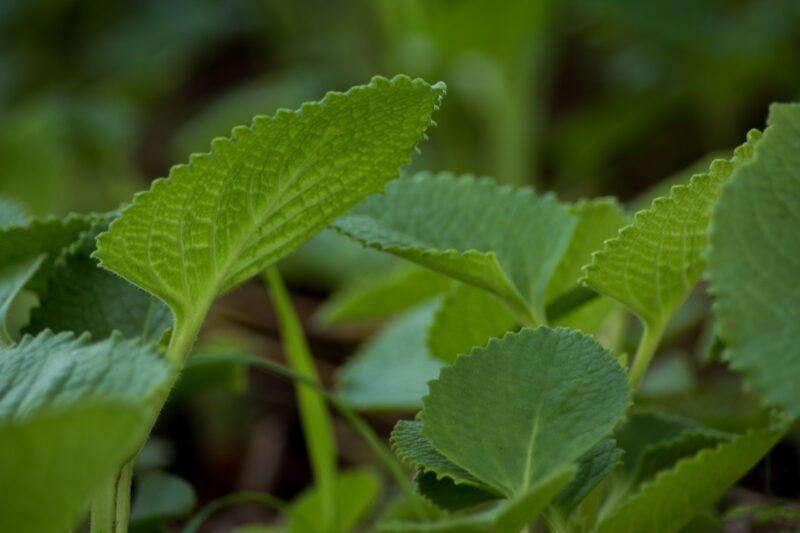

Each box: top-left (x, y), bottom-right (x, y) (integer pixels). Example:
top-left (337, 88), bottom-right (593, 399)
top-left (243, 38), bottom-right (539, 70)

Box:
top-left (3, 0), bottom-right (800, 529)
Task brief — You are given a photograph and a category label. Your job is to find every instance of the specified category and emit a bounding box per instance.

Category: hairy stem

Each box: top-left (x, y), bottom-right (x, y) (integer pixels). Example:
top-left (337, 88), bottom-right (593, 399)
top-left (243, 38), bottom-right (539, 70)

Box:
top-left (628, 321), bottom-right (665, 389)
top-left (264, 267), bottom-right (337, 532)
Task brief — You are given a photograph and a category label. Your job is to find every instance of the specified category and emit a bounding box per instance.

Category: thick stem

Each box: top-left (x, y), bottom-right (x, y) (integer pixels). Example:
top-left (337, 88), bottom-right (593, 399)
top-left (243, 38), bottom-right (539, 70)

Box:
top-left (628, 321), bottom-right (665, 389)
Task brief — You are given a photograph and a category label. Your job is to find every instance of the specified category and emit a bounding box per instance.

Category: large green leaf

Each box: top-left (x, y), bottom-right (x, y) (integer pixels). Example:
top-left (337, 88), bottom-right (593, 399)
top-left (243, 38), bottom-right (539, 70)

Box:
top-left (27, 220), bottom-right (172, 342)
top-left (316, 264), bottom-right (451, 328)
top-left (422, 327), bottom-right (630, 497)
top-left (554, 438), bottom-right (622, 513)
top-left (0, 331), bottom-right (174, 533)
top-left (95, 76), bottom-right (444, 330)
top-left (334, 172), bottom-right (577, 324)
top-left (428, 283), bottom-right (515, 364)
top-left (381, 467), bottom-right (574, 533)
top-left (596, 422), bottom-right (786, 533)
top-left (709, 103), bottom-right (800, 416)
top-left (581, 130), bottom-right (761, 331)
top-left (337, 303), bottom-right (444, 411)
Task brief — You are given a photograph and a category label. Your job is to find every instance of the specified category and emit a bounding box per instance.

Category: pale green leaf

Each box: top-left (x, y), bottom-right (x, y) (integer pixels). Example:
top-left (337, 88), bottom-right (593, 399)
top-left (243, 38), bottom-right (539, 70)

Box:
top-left (289, 469), bottom-right (381, 533)
top-left (423, 327), bottom-right (630, 497)
top-left (337, 303), bottom-right (444, 411)
top-left (316, 264), bottom-right (451, 327)
top-left (0, 331), bottom-right (174, 533)
top-left (597, 422), bottom-right (786, 533)
top-left (95, 76), bottom-right (445, 327)
top-left (391, 420), bottom-right (487, 489)
top-left (334, 172), bottom-right (577, 324)
top-left (709, 103), bottom-right (800, 416)
top-left (26, 220), bottom-right (172, 342)
top-left (428, 283), bottom-right (515, 364)
top-left (381, 467), bottom-right (574, 533)
top-left (582, 130), bottom-right (761, 330)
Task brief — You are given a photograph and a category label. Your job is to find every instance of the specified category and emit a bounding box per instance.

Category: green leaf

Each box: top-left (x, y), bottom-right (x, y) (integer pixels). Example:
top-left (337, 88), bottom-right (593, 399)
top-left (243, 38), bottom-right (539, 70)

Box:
top-left (414, 472), bottom-right (498, 512)
top-left (0, 196), bottom-right (28, 229)
top-left (316, 264), bottom-right (451, 327)
top-left (289, 469), bottom-right (381, 533)
top-left (422, 327), bottom-right (630, 497)
top-left (0, 331), bottom-right (174, 533)
top-left (95, 76), bottom-right (445, 332)
top-left (428, 283), bottom-right (515, 364)
top-left (337, 303), bottom-right (444, 411)
top-left (131, 471), bottom-right (196, 522)
top-left (546, 198), bottom-right (627, 302)
top-left (597, 422), bottom-right (786, 533)
top-left (26, 220), bottom-right (172, 342)
top-left (334, 172), bottom-right (577, 324)
top-left (381, 467), bottom-right (574, 533)
top-left (581, 130), bottom-right (761, 331)
top-left (709, 103), bottom-right (800, 416)
top-left (0, 255), bottom-right (43, 343)
top-left (554, 438), bottom-right (622, 513)
top-left (391, 420), bottom-right (487, 490)
top-left (0, 215), bottom-right (95, 342)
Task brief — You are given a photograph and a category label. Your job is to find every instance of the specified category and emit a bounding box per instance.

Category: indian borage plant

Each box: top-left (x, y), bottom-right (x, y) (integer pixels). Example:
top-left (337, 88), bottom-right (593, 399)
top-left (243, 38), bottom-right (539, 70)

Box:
top-left (327, 104), bottom-right (800, 531)
top-left (1, 73), bottom-right (798, 533)
top-left (0, 75), bottom-right (445, 532)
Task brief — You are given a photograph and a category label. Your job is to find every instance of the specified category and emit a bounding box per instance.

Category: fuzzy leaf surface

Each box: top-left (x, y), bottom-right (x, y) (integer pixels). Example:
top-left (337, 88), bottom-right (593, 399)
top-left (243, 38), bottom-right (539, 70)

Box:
top-left (597, 422), bottom-right (786, 533)
top-left (0, 331), bottom-right (174, 532)
top-left (337, 303), bottom-right (443, 411)
top-left (582, 130), bottom-right (761, 329)
top-left (554, 438), bottom-right (622, 513)
top-left (709, 103), bottom-right (800, 416)
top-left (335, 173), bottom-right (576, 323)
top-left (423, 327), bottom-right (630, 497)
top-left (391, 419), bottom-right (486, 489)
top-left (95, 76), bottom-right (444, 324)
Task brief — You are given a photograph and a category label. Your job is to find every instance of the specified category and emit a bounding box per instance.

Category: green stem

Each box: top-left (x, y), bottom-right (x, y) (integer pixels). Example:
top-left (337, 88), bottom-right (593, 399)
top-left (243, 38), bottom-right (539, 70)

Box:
top-left (114, 462), bottom-right (133, 533)
top-left (185, 353), bottom-right (429, 520)
top-left (264, 267), bottom-right (338, 532)
top-left (90, 461), bottom-right (133, 533)
top-left (628, 321), bottom-right (665, 389)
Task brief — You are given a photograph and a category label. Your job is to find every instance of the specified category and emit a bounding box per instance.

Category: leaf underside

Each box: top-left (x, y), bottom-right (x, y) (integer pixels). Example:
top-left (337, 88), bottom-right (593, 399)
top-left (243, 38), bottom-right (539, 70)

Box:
top-left (95, 76), bottom-right (445, 324)
top-left (335, 172), bottom-right (577, 324)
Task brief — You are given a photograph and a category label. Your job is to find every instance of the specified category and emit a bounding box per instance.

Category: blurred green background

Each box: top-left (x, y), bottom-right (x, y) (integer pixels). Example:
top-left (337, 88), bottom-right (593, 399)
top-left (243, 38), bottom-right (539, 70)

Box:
top-left (3, 0), bottom-right (800, 529)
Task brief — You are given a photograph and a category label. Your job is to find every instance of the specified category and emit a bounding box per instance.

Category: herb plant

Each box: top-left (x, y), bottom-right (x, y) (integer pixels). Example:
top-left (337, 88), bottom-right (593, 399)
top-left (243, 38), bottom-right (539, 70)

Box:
top-left (0, 73), bottom-right (798, 533)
